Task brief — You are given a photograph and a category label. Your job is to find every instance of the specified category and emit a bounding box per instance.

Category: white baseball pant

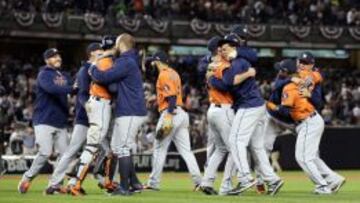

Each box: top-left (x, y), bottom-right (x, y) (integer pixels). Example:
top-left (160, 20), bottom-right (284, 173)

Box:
top-left (229, 105), bottom-right (280, 184)
top-left (21, 125), bottom-right (69, 182)
top-left (201, 104), bottom-right (236, 193)
top-left (48, 124), bottom-right (88, 186)
top-left (295, 113), bottom-right (341, 187)
top-left (111, 116), bottom-right (147, 157)
top-left (74, 96), bottom-right (111, 184)
top-left (147, 107), bottom-right (202, 189)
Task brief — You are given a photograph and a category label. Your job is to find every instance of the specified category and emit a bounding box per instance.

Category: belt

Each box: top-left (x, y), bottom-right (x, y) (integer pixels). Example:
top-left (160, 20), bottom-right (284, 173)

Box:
top-left (90, 95), bottom-right (112, 104)
top-left (160, 106), bottom-right (182, 113)
top-left (211, 103), bottom-right (232, 108)
top-left (295, 112), bottom-right (317, 125)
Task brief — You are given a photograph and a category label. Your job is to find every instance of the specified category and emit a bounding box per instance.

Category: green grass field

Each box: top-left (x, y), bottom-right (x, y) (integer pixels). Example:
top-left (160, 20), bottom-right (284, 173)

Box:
top-left (1, 171), bottom-right (359, 203)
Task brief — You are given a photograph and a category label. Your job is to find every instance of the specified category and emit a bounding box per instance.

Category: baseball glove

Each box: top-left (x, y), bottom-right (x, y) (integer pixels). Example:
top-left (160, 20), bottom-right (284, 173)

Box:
top-left (156, 114), bottom-right (173, 140)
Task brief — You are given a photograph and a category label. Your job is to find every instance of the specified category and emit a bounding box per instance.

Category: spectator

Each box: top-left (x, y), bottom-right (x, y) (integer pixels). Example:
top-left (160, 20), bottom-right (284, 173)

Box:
top-left (322, 104), bottom-right (334, 125)
top-left (22, 127), bottom-right (36, 155)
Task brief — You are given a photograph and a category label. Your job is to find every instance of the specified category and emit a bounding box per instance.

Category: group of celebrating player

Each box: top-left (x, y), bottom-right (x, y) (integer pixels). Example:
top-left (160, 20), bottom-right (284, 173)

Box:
top-left (16, 25), bottom-right (345, 197)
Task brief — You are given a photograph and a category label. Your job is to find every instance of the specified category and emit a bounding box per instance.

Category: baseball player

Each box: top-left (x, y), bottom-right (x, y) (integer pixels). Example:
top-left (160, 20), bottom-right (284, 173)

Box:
top-left (230, 25), bottom-right (268, 194)
top-left (200, 36), bottom-right (255, 196)
top-left (89, 36), bottom-right (120, 193)
top-left (89, 33), bottom-right (147, 196)
top-left (143, 51), bottom-right (202, 191)
top-left (296, 53), bottom-right (345, 191)
top-left (45, 43), bottom-right (104, 195)
top-left (267, 59), bottom-right (344, 194)
top-left (18, 48), bottom-right (74, 193)
top-left (217, 34), bottom-right (283, 195)
top-left (69, 38), bottom-right (115, 196)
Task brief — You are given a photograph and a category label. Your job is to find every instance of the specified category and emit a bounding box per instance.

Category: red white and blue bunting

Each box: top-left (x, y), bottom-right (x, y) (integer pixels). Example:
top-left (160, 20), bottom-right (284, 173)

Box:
top-left (190, 19), bottom-right (212, 35)
top-left (289, 26), bottom-right (311, 39)
top-left (320, 26), bottom-right (343, 40)
top-left (13, 11), bottom-right (35, 27)
top-left (144, 15), bottom-right (169, 33)
top-left (349, 27), bottom-right (360, 41)
top-left (247, 24), bottom-right (266, 38)
top-left (214, 23), bottom-right (233, 36)
top-left (84, 13), bottom-right (105, 31)
top-left (42, 12), bottom-right (63, 28)
top-left (116, 14), bottom-right (141, 33)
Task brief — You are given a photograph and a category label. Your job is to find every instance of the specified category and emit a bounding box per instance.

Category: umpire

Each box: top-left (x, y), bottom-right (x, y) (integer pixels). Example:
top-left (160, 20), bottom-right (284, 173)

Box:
top-left (89, 33), bottom-right (147, 196)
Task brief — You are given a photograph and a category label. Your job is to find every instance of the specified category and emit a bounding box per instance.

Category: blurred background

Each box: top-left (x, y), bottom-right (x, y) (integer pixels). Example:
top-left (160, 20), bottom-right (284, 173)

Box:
top-left (0, 0), bottom-right (360, 173)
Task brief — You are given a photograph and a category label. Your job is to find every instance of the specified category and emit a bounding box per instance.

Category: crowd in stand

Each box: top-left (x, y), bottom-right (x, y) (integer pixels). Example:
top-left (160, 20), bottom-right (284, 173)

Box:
top-left (0, 52), bottom-right (359, 156)
top-left (1, 0), bottom-right (359, 25)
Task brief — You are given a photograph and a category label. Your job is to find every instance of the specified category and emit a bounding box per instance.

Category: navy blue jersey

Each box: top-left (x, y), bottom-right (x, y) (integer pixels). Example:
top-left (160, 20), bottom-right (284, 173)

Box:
top-left (89, 49), bottom-right (147, 117)
top-left (74, 62), bottom-right (91, 126)
top-left (222, 58), bottom-right (264, 109)
top-left (32, 66), bottom-right (73, 128)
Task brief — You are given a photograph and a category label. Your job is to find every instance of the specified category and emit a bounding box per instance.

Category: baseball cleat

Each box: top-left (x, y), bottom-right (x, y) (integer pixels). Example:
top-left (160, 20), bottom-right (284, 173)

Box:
top-left (68, 185), bottom-right (86, 196)
top-left (255, 183), bottom-right (266, 194)
top-left (193, 184), bottom-right (201, 192)
top-left (143, 184), bottom-right (160, 191)
top-left (200, 186), bottom-right (218, 195)
top-left (44, 185), bottom-right (67, 195)
top-left (227, 179), bottom-right (257, 195)
top-left (99, 181), bottom-right (119, 193)
top-left (18, 180), bottom-right (31, 194)
top-left (218, 189), bottom-right (233, 196)
top-left (314, 185), bottom-right (332, 195)
top-left (111, 186), bottom-right (133, 196)
top-left (330, 178), bottom-right (346, 193)
top-left (130, 183), bottom-right (143, 193)
top-left (267, 179), bottom-right (284, 196)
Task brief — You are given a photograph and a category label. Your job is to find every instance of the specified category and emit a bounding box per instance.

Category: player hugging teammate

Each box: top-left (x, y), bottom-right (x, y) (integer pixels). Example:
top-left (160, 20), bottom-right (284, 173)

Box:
top-left (17, 29), bottom-right (345, 197)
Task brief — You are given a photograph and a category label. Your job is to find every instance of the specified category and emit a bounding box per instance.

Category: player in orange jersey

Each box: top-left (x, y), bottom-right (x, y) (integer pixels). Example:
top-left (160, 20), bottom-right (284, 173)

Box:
top-left (143, 51), bottom-right (202, 191)
top-left (267, 59), bottom-right (345, 195)
top-left (69, 36), bottom-right (116, 195)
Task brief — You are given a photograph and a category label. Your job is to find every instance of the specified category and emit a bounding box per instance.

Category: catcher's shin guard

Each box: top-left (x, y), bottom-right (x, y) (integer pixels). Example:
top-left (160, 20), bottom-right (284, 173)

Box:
top-left (92, 148), bottom-right (107, 177)
top-left (73, 144), bottom-right (99, 189)
top-left (104, 153), bottom-right (118, 184)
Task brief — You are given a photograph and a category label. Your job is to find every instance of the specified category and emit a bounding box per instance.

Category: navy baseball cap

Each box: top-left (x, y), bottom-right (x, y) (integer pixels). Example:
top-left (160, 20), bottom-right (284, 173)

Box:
top-left (230, 25), bottom-right (248, 39)
top-left (86, 43), bottom-right (102, 56)
top-left (146, 51), bottom-right (169, 65)
top-left (275, 59), bottom-right (297, 74)
top-left (101, 35), bottom-right (117, 50)
top-left (297, 51), bottom-right (315, 64)
top-left (218, 34), bottom-right (240, 47)
top-left (43, 48), bottom-right (60, 60)
top-left (207, 36), bottom-right (221, 53)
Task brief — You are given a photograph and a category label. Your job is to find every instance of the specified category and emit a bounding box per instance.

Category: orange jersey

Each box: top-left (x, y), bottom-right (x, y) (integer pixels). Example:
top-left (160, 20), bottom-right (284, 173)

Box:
top-left (208, 59), bottom-right (233, 105)
top-left (298, 69), bottom-right (322, 90)
top-left (281, 83), bottom-right (315, 121)
top-left (156, 67), bottom-right (183, 112)
top-left (89, 55), bottom-right (112, 100)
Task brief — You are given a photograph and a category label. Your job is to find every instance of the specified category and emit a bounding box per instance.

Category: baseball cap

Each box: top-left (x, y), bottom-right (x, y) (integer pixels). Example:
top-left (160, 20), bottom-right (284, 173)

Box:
top-left (274, 59), bottom-right (297, 74)
top-left (217, 34), bottom-right (240, 47)
top-left (86, 43), bottom-right (102, 56)
top-left (101, 35), bottom-right (117, 50)
top-left (297, 51), bottom-right (315, 64)
top-left (43, 48), bottom-right (60, 60)
top-left (146, 51), bottom-right (169, 64)
top-left (230, 25), bottom-right (248, 39)
top-left (207, 36), bottom-right (222, 54)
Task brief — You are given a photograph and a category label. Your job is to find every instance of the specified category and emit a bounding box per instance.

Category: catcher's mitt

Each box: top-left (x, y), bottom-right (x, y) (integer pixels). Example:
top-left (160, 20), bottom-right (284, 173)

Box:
top-left (156, 114), bottom-right (173, 140)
